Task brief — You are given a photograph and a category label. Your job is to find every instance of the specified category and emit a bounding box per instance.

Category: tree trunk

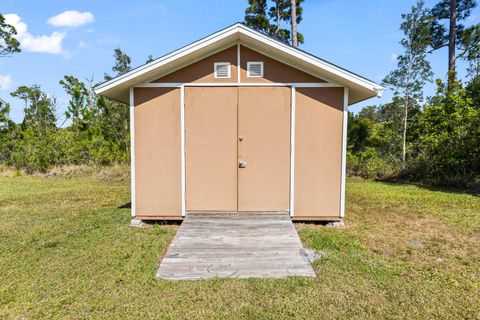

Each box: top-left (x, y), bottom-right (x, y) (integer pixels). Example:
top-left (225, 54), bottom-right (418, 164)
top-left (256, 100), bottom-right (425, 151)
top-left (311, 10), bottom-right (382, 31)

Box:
top-left (290, 0), bottom-right (298, 47)
top-left (448, 0), bottom-right (457, 89)
top-left (402, 93), bottom-right (409, 169)
top-left (275, 3), bottom-right (281, 36)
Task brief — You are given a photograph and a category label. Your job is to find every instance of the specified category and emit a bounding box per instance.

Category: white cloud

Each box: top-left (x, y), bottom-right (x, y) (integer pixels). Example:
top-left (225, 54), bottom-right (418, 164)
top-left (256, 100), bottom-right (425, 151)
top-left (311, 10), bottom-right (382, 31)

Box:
top-left (4, 13), bottom-right (66, 54)
top-left (47, 10), bottom-right (94, 28)
top-left (78, 40), bottom-right (88, 48)
top-left (0, 75), bottom-right (13, 90)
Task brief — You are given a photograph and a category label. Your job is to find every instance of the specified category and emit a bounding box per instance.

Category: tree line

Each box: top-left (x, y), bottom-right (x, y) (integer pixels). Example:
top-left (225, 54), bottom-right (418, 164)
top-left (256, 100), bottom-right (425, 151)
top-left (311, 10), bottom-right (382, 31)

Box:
top-left (1, 0), bottom-right (480, 189)
top-left (0, 44), bottom-right (133, 172)
top-left (349, 0), bottom-right (480, 188)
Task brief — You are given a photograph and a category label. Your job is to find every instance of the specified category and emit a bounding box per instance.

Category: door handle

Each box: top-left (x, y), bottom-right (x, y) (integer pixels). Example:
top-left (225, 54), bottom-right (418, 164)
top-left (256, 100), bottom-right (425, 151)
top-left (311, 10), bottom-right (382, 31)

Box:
top-left (239, 160), bottom-right (246, 168)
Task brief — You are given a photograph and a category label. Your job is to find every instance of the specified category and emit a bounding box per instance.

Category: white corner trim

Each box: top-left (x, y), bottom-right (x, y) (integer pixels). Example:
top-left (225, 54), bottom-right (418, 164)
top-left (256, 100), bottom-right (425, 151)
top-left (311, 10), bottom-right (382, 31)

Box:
top-left (180, 85), bottom-right (186, 217)
top-left (340, 87), bottom-right (349, 218)
top-left (237, 43), bottom-right (241, 84)
top-left (289, 86), bottom-right (296, 217)
top-left (129, 87), bottom-right (136, 217)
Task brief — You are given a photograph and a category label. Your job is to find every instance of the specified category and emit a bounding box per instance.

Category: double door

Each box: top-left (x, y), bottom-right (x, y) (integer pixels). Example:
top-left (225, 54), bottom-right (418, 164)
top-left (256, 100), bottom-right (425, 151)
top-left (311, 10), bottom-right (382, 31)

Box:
top-left (185, 86), bottom-right (291, 212)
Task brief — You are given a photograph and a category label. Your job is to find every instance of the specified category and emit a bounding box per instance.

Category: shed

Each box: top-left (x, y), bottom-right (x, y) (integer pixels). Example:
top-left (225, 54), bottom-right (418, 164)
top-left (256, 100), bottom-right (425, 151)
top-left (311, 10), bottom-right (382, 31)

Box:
top-left (95, 23), bottom-right (383, 222)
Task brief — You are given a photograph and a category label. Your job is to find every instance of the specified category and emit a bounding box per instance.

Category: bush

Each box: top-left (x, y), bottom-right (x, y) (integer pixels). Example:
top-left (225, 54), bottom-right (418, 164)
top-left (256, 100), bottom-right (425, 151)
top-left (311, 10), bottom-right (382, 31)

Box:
top-left (347, 148), bottom-right (400, 179)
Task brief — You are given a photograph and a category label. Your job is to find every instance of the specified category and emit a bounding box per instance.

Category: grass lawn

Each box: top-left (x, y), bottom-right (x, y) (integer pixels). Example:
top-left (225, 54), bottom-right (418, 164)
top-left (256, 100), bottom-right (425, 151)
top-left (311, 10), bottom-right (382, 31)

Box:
top-left (0, 175), bottom-right (479, 319)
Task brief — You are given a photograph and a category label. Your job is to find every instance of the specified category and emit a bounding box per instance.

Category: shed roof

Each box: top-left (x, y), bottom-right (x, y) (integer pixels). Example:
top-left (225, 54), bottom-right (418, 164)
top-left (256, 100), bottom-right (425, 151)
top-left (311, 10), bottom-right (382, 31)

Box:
top-left (95, 23), bottom-right (383, 105)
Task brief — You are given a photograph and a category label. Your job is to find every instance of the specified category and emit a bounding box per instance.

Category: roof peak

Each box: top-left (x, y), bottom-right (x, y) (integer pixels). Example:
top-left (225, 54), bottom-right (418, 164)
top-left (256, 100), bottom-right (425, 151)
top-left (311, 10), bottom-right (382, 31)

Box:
top-left (95, 23), bottom-right (383, 105)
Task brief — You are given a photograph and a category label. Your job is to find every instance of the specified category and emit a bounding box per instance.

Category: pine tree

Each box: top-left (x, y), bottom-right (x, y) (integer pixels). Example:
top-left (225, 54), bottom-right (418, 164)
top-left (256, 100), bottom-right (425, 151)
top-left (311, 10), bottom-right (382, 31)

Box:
top-left (100, 48), bottom-right (132, 161)
top-left (289, 0), bottom-right (304, 46)
top-left (429, 0), bottom-right (477, 86)
top-left (104, 48), bottom-right (132, 80)
top-left (383, 0), bottom-right (433, 168)
top-left (0, 98), bottom-right (12, 130)
top-left (146, 55), bottom-right (155, 64)
top-left (0, 13), bottom-right (20, 56)
top-left (10, 85), bottom-right (57, 130)
top-left (244, 0), bottom-right (271, 34)
top-left (244, 0), bottom-right (305, 46)
top-left (458, 24), bottom-right (480, 78)
top-left (268, 0), bottom-right (291, 43)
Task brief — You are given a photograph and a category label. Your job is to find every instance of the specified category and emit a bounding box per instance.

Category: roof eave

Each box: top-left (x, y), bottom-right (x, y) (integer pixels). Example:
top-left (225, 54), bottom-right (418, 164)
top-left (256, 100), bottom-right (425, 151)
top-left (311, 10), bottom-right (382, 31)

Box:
top-left (95, 23), bottom-right (384, 105)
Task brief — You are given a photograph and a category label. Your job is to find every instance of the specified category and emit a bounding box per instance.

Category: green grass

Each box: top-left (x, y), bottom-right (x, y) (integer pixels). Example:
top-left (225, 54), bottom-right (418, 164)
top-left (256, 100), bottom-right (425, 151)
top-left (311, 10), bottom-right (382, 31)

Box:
top-left (0, 176), bottom-right (479, 319)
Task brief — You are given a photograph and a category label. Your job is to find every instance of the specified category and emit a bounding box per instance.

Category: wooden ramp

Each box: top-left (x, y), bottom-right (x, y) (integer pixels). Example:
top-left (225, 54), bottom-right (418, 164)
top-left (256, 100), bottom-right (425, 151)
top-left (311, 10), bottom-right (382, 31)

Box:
top-left (155, 212), bottom-right (316, 280)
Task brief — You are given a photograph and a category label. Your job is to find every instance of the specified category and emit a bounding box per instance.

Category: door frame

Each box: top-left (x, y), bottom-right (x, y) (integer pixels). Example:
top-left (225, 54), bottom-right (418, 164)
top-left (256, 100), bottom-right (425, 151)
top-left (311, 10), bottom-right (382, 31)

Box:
top-left (131, 82), bottom-right (348, 218)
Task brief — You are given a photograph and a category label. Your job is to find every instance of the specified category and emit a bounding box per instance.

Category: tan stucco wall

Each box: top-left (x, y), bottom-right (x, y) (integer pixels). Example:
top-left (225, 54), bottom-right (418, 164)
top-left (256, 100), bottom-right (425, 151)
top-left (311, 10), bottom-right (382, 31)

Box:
top-left (294, 87), bottom-right (344, 217)
top-left (134, 87), bottom-right (182, 217)
top-left (153, 46), bottom-right (238, 83)
top-left (239, 45), bottom-right (325, 83)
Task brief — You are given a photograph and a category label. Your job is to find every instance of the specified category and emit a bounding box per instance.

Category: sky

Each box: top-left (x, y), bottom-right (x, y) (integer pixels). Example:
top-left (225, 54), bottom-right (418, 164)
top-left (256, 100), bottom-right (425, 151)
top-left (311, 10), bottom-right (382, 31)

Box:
top-left (1, 0), bottom-right (479, 124)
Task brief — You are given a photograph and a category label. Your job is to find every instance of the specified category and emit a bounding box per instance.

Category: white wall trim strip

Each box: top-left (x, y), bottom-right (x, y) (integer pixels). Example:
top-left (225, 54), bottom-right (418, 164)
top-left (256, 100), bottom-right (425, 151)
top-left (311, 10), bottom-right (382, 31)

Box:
top-left (340, 87), bottom-right (349, 218)
top-left (289, 86), bottom-right (296, 217)
top-left (180, 85), bottom-right (186, 217)
top-left (237, 43), bottom-right (241, 84)
top-left (129, 87), bottom-right (136, 217)
top-left (134, 82), bottom-right (343, 88)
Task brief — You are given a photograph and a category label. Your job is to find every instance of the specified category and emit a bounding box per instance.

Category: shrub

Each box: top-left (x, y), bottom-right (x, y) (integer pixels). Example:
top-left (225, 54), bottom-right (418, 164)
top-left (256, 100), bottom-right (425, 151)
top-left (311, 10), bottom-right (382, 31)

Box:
top-left (347, 148), bottom-right (400, 179)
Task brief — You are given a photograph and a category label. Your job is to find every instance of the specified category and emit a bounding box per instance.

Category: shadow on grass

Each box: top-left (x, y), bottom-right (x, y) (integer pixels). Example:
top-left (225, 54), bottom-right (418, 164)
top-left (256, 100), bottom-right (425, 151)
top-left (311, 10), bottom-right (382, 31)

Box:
top-left (118, 202), bottom-right (182, 225)
top-left (376, 177), bottom-right (480, 197)
top-left (118, 202), bottom-right (131, 209)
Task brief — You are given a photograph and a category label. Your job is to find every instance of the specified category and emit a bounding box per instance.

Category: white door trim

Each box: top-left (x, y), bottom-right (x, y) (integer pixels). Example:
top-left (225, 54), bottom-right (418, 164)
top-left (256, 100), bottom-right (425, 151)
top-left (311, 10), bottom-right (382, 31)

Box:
top-left (179, 85), bottom-right (346, 218)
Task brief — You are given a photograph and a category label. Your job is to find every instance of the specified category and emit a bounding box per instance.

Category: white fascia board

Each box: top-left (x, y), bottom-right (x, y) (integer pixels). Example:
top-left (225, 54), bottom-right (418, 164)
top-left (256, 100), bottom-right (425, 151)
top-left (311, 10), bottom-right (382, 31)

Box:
top-left (95, 23), bottom-right (384, 102)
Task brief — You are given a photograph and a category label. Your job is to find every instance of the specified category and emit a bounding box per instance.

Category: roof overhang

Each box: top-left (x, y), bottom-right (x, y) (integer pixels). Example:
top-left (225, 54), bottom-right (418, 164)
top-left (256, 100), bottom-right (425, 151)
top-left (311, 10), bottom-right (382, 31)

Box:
top-left (95, 23), bottom-right (384, 105)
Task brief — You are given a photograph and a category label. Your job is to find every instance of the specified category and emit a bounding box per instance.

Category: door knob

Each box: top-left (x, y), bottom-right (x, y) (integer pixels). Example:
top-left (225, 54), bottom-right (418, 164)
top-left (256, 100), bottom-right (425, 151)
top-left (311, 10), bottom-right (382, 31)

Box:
top-left (239, 160), bottom-right (246, 168)
top-left (239, 136), bottom-right (244, 141)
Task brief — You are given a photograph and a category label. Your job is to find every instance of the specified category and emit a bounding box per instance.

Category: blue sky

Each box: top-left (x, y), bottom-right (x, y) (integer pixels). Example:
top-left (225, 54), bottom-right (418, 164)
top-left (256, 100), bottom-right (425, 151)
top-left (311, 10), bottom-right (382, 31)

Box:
top-left (1, 0), bottom-right (479, 124)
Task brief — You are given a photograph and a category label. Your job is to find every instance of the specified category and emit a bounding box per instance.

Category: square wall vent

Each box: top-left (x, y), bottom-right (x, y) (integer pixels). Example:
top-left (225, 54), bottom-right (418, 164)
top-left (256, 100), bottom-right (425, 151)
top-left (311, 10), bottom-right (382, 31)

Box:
top-left (214, 62), bottom-right (231, 78)
top-left (247, 61), bottom-right (264, 77)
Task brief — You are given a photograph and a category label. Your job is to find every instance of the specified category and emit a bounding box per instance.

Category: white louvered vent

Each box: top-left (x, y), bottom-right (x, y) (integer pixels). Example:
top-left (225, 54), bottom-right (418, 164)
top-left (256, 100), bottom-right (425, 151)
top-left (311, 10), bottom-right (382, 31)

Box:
top-left (214, 62), bottom-right (231, 78)
top-left (247, 61), bottom-right (264, 77)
